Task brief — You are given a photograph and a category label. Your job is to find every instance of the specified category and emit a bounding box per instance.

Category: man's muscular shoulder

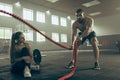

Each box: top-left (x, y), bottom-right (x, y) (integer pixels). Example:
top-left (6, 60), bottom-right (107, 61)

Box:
top-left (85, 16), bottom-right (93, 23)
top-left (72, 20), bottom-right (80, 28)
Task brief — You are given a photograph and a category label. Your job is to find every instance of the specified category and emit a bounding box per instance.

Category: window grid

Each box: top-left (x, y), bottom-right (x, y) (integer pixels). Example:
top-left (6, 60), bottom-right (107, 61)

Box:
top-left (36, 11), bottom-right (45, 23)
top-left (60, 17), bottom-right (67, 27)
top-left (23, 30), bottom-right (33, 41)
top-left (61, 34), bottom-right (67, 42)
top-left (0, 27), bottom-right (12, 39)
top-left (51, 15), bottom-right (59, 25)
top-left (52, 32), bottom-right (59, 42)
top-left (23, 8), bottom-right (33, 21)
top-left (36, 31), bottom-right (45, 42)
top-left (0, 3), bottom-right (12, 17)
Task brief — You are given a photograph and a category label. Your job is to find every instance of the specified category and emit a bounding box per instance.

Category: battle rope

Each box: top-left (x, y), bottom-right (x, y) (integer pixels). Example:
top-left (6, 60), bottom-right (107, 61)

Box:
top-left (0, 10), bottom-right (69, 49)
top-left (58, 40), bottom-right (78, 80)
top-left (0, 10), bottom-right (78, 80)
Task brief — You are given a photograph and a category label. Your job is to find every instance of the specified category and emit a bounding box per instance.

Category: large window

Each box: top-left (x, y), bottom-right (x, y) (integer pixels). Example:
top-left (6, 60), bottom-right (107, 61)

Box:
top-left (36, 11), bottom-right (45, 23)
top-left (51, 15), bottom-right (59, 25)
top-left (0, 27), bottom-right (12, 39)
top-left (23, 30), bottom-right (33, 41)
top-left (52, 32), bottom-right (59, 42)
top-left (61, 34), bottom-right (67, 43)
top-left (36, 31), bottom-right (45, 42)
top-left (0, 3), bottom-right (12, 17)
top-left (60, 17), bottom-right (67, 27)
top-left (23, 8), bottom-right (33, 21)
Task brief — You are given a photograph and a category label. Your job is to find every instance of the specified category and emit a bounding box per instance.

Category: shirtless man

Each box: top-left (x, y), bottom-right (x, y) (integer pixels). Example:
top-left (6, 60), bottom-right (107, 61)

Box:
top-left (66, 8), bottom-right (100, 70)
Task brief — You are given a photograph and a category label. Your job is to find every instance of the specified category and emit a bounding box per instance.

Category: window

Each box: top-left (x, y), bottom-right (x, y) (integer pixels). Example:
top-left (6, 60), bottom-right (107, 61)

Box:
top-left (51, 15), bottom-right (59, 25)
top-left (61, 34), bottom-right (67, 43)
top-left (36, 31), bottom-right (45, 42)
top-left (52, 32), bottom-right (59, 42)
top-left (0, 28), bottom-right (4, 39)
top-left (23, 30), bottom-right (33, 41)
top-left (0, 3), bottom-right (12, 17)
top-left (0, 27), bottom-right (12, 39)
top-left (60, 17), bottom-right (67, 27)
top-left (23, 8), bottom-right (33, 21)
top-left (36, 11), bottom-right (45, 23)
top-left (5, 28), bottom-right (12, 39)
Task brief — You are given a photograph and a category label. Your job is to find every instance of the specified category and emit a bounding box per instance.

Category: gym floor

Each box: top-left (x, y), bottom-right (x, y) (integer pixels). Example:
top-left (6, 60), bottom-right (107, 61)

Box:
top-left (0, 50), bottom-right (120, 80)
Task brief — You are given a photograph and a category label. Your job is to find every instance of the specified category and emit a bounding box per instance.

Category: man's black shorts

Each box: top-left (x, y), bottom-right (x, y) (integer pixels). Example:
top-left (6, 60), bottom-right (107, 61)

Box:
top-left (78, 31), bottom-right (96, 44)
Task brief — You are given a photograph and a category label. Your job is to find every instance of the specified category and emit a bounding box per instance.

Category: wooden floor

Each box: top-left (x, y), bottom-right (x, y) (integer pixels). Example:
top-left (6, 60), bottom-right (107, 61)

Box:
top-left (0, 50), bottom-right (120, 80)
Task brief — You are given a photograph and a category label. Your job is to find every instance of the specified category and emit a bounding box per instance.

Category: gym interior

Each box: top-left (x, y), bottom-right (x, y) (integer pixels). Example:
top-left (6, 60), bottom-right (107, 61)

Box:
top-left (0, 0), bottom-right (120, 80)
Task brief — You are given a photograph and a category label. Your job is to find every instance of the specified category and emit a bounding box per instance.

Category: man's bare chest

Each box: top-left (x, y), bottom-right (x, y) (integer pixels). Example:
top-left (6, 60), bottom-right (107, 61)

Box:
top-left (75, 22), bottom-right (86, 31)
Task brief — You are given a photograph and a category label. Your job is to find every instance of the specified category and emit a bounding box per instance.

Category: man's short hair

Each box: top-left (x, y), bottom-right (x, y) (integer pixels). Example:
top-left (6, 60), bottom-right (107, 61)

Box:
top-left (76, 8), bottom-right (83, 13)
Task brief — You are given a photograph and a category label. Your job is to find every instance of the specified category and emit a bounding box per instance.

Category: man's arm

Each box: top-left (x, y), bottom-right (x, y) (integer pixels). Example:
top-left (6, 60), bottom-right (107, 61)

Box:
top-left (71, 22), bottom-right (77, 46)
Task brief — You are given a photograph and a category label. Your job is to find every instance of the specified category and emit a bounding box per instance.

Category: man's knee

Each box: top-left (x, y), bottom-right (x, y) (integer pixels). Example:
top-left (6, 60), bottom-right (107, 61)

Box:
top-left (90, 37), bottom-right (98, 43)
top-left (77, 41), bottom-right (82, 46)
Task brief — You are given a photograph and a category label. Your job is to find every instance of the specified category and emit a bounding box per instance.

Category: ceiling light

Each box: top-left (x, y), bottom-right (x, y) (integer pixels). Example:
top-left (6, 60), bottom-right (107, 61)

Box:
top-left (82, 0), bottom-right (101, 7)
top-left (15, 2), bottom-right (21, 7)
top-left (46, 0), bottom-right (59, 3)
top-left (67, 16), bottom-right (71, 20)
top-left (116, 7), bottom-right (120, 10)
top-left (89, 12), bottom-right (101, 16)
top-left (46, 10), bottom-right (51, 15)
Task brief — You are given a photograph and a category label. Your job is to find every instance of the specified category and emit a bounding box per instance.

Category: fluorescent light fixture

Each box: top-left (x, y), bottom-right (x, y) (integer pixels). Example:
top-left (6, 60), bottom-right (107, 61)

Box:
top-left (15, 2), bottom-right (21, 7)
top-left (67, 16), bottom-right (71, 20)
top-left (116, 7), bottom-right (120, 10)
top-left (82, 0), bottom-right (101, 7)
top-left (46, 0), bottom-right (59, 3)
top-left (46, 10), bottom-right (51, 15)
top-left (89, 12), bottom-right (101, 16)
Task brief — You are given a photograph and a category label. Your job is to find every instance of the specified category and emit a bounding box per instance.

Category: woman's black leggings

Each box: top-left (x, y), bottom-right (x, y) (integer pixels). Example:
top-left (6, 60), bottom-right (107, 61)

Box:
top-left (11, 47), bottom-right (30, 75)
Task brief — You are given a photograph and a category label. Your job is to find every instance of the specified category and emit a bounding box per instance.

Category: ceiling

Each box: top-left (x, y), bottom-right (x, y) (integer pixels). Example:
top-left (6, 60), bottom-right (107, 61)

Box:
top-left (26, 0), bottom-right (120, 18)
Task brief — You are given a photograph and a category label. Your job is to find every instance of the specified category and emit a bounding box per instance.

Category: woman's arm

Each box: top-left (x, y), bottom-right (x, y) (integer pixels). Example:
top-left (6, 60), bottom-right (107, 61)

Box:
top-left (23, 42), bottom-right (33, 59)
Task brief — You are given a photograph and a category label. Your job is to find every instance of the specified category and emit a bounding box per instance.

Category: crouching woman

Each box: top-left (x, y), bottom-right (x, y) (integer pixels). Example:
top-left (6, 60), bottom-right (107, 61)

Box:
top-left (10, 31), bottom-right (32, 77)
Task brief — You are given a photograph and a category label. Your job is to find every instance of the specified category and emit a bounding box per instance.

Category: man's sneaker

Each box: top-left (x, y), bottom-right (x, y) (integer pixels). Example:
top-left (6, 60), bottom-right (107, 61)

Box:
top-left (24, 66), bottom-right (32, 77)
top-left (94, 62), bottom-right (101, 70)
top-left (65, 61), bottom-right (74, 69)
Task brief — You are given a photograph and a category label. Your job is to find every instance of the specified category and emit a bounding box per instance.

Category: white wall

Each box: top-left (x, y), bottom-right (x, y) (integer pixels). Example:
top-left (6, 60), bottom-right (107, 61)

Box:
top-left (94, 14), bottom-right (120, 36)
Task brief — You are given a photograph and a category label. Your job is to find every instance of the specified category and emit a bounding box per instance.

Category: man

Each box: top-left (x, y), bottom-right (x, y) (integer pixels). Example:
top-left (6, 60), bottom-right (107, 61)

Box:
top-left (66, 8), bottom-right (100, 70)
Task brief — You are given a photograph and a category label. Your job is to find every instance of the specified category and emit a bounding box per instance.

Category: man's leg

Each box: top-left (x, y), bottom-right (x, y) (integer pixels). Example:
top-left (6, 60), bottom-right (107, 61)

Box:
top-left (66, 36), bottom-right (82, 69)
top-left (90, 37), bottom-right (100, 70)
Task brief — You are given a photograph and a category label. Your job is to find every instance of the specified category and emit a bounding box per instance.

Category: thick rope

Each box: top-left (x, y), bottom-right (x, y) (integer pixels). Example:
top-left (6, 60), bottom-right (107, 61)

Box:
top-left (0, 10), bottom-right (70, 49)
top-left (0, 10), bottom-right (78, 80)
top-left (58, 40), bottom-right (78, 80)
